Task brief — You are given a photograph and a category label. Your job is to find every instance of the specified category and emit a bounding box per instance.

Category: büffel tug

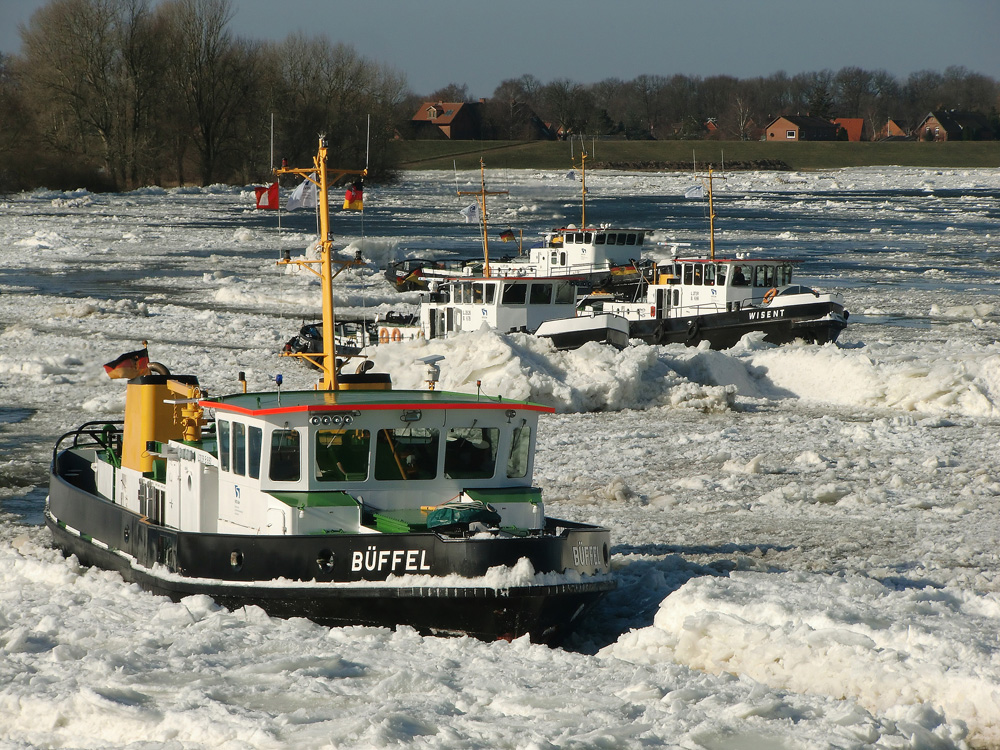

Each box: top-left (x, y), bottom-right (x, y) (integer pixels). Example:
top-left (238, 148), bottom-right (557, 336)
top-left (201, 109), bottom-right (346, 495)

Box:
top-left (46, 138), bottom-right (614, 643)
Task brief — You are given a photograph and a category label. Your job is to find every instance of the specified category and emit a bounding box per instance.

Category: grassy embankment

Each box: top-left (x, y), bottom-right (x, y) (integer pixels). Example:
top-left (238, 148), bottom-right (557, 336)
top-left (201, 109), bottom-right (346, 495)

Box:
top-left (390, 140), bottom-right (1000, 171)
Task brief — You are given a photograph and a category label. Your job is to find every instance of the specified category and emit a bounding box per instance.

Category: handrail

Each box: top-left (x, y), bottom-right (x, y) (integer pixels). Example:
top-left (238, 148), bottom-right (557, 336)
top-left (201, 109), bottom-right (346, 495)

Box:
top-left (52, 420), bottom-right (124, 467)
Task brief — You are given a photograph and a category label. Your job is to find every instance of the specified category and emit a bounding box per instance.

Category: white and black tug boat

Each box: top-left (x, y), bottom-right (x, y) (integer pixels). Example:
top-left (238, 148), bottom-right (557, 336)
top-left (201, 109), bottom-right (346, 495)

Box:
top-left (46, 139), bottom-right (614, 643)
top-left (585, 170), bottom-right (849, 349)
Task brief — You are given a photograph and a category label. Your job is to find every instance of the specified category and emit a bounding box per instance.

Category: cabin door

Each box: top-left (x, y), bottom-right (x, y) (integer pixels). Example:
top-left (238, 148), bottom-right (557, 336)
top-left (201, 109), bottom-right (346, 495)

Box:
top-left (656, 288), bottom-right (670, 319)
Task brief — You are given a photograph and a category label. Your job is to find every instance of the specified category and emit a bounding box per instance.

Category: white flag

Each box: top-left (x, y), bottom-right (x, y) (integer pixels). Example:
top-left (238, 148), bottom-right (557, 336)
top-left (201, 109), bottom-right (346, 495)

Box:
top-left (460, 202), bottom-right (479, 224)
top-left (684, 184), bottom-right (705, 199)
top-left (287, 174), bottom-right (318, 211)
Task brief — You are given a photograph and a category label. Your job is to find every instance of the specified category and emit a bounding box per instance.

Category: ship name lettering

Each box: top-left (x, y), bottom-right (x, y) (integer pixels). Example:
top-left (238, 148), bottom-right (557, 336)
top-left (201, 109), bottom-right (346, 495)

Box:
top-left (573, 544), bottom-right (600, 567)
top-left (351, 546), bottom-right (431, 573)
top-left (746, 309), bottom-right (785, 321)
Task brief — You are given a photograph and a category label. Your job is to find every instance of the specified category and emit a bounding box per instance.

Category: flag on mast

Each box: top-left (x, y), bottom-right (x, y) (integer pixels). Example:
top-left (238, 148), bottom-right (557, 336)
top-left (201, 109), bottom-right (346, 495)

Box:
top-left (254, 182), bottom-right (278, 209)
top-left (342, 181), bottom-right (363, 210)
top-left (103, 348), bottom-right (151, 379)
top-left (499, 229), bottom-right (515, 242)
top-left (459, 203), bottom-right (479, 224)
top-left (286, 174), bottom-right (317, 211)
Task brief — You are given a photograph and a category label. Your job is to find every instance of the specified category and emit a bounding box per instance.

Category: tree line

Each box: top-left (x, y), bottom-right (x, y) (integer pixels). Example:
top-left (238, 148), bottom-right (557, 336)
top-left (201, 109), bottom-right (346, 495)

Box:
top-left (0, 0), bottom-right (407, 192)
top-left (432, 66), bottom-right (1000, 143)
top-left (2, 0), bottom-right (998, 192)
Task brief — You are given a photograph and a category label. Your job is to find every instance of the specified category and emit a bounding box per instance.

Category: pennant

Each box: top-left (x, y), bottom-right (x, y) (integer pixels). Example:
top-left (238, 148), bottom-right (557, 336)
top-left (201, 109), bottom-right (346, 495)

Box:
top-left (342, 181), bottom-right (363, 211)
top-left (460, 202), bottom-right (479, 224)
top-left (103, 348), bottom-right (151, 380)
top-left (287, 174), bottom-right (317, 211)
top-left (499, 229), bottom-right (515, 242)
top-left (685, 184), bottom-right (705, 199)
top-left (254, 182), bottom-right (278, 209)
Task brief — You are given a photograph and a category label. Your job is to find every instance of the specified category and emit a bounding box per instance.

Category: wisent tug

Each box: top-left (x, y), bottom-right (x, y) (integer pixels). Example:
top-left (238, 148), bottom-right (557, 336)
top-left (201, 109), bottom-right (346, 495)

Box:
top-left (46, 138), bottom-right (615, 644)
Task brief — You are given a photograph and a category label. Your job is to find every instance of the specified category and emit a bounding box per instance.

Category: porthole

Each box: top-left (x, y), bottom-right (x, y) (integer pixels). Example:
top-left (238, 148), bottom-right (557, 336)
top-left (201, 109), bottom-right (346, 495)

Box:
top-left (316, 549), bottom-right (335, 573)
top-left (230, 549), bottom-right (244, 572)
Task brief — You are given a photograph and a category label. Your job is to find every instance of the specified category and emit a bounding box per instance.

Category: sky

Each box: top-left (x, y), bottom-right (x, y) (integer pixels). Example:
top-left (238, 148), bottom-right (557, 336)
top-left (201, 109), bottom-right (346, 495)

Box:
top-left (2, 0), bottom-right (1000, 98)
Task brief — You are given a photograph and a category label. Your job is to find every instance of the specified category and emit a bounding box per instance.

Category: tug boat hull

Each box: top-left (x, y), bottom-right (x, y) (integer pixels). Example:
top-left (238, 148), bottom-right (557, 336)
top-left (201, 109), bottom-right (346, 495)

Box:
top-left (629, 300), bottom-right (848, 349)
top-left (48, 447), bottom-right (613, 644)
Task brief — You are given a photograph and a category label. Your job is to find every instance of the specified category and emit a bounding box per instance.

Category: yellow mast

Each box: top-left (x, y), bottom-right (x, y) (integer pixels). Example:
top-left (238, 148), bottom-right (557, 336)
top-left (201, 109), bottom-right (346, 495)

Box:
top-left (578, 149), bottom-right (587, 228)
top-left (457, 159), bottom-right (507, 277)
top-left (707, 167), bottom-right (716, 261)
top-left (274, 136), bottom-right (366, 390)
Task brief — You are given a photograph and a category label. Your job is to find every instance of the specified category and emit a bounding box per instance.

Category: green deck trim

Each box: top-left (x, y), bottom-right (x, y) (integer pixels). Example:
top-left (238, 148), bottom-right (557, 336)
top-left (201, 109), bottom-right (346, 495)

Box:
top-left (466, 487), bottom-right (541, 504)
top-left (268, 490), bottom-right (359, 509)
top-left (372, 508), bottom-right (429, 533)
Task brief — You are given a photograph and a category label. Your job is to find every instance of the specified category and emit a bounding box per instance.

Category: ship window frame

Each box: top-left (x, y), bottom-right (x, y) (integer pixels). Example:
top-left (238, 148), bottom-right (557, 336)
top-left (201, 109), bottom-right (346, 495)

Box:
top-left (529, 282), bottom-right (553, 305)
top-left (626, 233), bottom-right (636, 246)
top-left (704, 264), bottom-right (716, 286)
top-left (554, 281), bottom-right (575, 304)
top-left (375, 427), bottom-right (440, 481)
top-left (315, 428), bottom-right (371, 482)
top-left (693, 264), bottom-right (703, 286)
top-left (444, 427), bottom-right (500, 480)
top-left (268, 428), bottom-right (301, 482)
top-left (501, 282), bottom-right (527, 305)
top-left (218, 420), bottom-right (230, 472)
top-left (594, 233), bottom-right (606, 245)
top-left (248, 426), bottom-right (262, 479)
top-left (506, 423), bottom-right (532, 479)
top-left (683, 264), bottom-right (693, 285)
top-left (232, 421), bottom-right (246, 476)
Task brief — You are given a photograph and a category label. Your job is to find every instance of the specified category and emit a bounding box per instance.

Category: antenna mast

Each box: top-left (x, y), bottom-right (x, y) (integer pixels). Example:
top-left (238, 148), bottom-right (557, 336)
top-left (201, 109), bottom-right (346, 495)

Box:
top-left (457, 159), bottom-right (507, 277)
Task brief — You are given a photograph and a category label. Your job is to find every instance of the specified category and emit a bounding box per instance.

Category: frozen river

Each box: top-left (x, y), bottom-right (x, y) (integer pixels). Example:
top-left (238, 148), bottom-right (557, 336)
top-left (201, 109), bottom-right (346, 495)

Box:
top-left (1, 165), bottom-right (998, 748)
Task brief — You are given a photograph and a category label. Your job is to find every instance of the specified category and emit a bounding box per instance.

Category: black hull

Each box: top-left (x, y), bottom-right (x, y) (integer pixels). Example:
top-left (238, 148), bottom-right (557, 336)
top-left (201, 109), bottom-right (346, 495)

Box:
top-left (47, 456), bottom-right (614, 644)
top-left (535, 325), bottom-right (630, 351)
top-left (631, 301), bottom-right (847, 349)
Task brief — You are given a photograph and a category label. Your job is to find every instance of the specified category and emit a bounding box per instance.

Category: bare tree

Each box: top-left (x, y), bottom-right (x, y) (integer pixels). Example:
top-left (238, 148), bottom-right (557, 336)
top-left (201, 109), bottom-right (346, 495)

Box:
top-left (19, 0), bottom-right (164, 188)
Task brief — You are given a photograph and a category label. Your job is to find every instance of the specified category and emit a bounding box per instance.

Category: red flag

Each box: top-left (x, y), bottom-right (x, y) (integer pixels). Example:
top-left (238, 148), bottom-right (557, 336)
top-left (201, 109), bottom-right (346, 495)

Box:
top-left (343, 182), bottom-right (363, 211)
top-left (255, 182), bottom-right (279, 209)
top-left (104, 348), bottom-right (151, 379)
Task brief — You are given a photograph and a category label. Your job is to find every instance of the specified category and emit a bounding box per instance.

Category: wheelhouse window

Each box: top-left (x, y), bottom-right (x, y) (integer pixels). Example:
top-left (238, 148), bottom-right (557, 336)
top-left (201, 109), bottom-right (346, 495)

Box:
top-left (375, 428), bottom-right (439, 480)
top-left (218, 420), bottom-right (230, 472)
top-left (444, 427), bottom-right (499, 479)
top-left (233, 422), bottom-right (246, 476)
top-left (755, 265), bottom-right (775, 288)
top-left (778, 264), bottom-right (793, 286)
top-left (315, 429), bottom-right (370, 482)
top-left (529, 283), bottom-right (553, 305)
top-left (507, 423), bottom-right (532, 478)
top-left (692, 264), bottom-right (703, 285)
top-left (269, 429), bottom-right (301, 482)
top-left (554, 281), bottom-right (575, 304)
top-left (595, 233), bottom-right (606, 245)
top-left (683, 264), bottom-right (694, 285)
top-left (714, 264), bottom-right (726, 286)
top-left (501, 283), bottom-right (527, 304)
top-left (625, 233), bottom-right (637, 246)
top-left (731, 264), bottom-right (751, 286)
top-left (248, 426), bottom-right (262, 479)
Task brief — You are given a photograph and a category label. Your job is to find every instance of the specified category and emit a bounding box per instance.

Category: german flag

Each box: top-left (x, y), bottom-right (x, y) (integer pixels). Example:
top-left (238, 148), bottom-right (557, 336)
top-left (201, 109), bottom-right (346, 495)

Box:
top-left (499, 229), bottom-right (515, 242)
top-left (104, 348), bottom-right (151, 379)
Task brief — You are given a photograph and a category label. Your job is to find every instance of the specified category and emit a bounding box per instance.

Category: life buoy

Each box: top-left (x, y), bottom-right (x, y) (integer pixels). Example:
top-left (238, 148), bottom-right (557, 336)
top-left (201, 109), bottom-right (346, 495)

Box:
top-left (763, 288), bottom-right (778, 305)
top-left (391, 328), bottom-right (402, 342)
top-left (653, 323), bottom-right (666, 345)
top-left (379, 327), bottom-right (390, 344)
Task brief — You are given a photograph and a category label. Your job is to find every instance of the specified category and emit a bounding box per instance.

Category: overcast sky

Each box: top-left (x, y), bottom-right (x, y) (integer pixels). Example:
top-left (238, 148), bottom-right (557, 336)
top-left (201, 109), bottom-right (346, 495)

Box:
top-left (3, 0), bottom-right (999, 98)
